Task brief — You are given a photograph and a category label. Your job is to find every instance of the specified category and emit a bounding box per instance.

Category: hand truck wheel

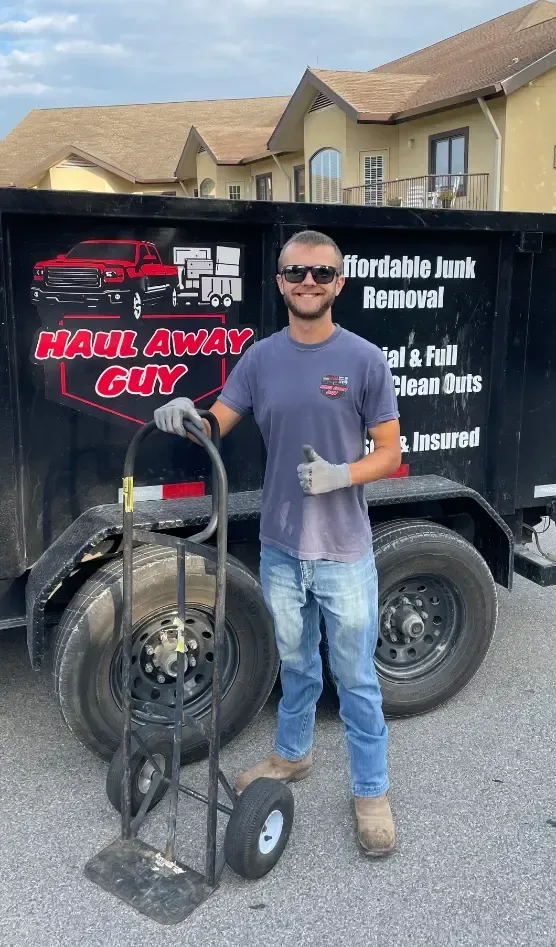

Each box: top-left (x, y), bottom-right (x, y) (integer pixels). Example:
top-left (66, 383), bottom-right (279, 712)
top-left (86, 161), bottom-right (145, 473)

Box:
top-left (224, 777), bottom-right (294, 880)
top-left (106, 725), bottom-right (172, 817)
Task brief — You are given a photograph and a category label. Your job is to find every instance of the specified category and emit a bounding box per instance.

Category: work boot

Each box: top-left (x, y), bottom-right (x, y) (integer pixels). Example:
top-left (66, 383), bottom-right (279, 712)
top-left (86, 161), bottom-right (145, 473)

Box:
top-left (355, 793), bottom-right (396, 857)
top-left (235, 751), bottom-right (313, 792)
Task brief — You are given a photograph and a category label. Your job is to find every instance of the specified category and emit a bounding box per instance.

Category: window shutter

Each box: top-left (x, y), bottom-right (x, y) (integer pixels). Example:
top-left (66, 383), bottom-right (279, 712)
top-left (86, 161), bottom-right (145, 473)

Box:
top-left (364, 155), bottom-right (385, 206)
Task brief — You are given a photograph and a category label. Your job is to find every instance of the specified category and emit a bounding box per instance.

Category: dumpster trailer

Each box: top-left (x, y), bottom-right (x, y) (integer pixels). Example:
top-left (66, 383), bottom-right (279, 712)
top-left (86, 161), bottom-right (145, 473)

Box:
top-left (1, 188), bottom-right (555, 762)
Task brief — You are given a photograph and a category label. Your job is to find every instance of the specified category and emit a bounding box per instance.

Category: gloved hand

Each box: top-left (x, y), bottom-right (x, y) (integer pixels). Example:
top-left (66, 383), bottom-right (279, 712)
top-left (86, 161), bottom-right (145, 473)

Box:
top-left (154, 398), bottom-right (205, 437)
top-left (297, 445), bottom-right (352, 496)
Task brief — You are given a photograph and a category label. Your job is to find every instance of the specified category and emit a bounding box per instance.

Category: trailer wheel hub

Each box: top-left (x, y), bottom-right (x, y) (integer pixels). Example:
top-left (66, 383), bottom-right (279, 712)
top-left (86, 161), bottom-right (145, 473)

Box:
top-left (110, 604), bottom-right (240, 724)
top-left (377, 574), bottom-right (463, 681)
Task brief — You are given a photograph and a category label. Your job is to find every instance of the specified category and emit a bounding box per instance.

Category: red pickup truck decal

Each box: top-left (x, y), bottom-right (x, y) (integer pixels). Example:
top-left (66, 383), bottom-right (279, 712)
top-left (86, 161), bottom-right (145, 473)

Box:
top-left (31, 239), bottom-right (179, 320)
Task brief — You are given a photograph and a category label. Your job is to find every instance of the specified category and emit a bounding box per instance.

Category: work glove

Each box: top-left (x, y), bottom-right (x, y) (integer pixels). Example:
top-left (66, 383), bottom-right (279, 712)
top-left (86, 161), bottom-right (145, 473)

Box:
top-left (154, 397), bottom-right (205, 437)
top-left (297, 445), bottom-right (352, 496)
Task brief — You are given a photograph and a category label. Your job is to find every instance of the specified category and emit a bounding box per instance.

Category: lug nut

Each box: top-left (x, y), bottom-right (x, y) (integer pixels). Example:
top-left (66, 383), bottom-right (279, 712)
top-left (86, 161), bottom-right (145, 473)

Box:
top-left (145, 663), bottom-right (153, 673)
top-left (146, 645), bottom-right (154, 656)
top-left (157, 674), bottom-right (166, 684)
top-left (188, 639), bottom-right (198, 651)
top-left (420, 612), bottom-right (429, 622)
top-left (415, 599), bottom-right (423, 608)
top-left (404, 637), bottom-right (411, 644)
top-left (189, 656), bottom-right (197, 667)
top-left (389, 635), bottom-right (397, 644)
top-left (160, 631), bottom-right (168, 642)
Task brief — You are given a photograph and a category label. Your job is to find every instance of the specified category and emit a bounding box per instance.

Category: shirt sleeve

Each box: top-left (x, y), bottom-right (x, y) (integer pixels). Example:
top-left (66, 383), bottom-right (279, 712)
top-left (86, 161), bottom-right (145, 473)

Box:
top-left (362, 351), bottom-right (400, 428)
top-left (218, 344), bottom-right (255, 416)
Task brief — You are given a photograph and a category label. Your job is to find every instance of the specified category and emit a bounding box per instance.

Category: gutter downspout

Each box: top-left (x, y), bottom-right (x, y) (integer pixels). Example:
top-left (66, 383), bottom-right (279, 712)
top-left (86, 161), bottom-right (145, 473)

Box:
top-left (477, 97), bottom-right (502, 211)
top-left (271, 153), bottom-right (292, 201)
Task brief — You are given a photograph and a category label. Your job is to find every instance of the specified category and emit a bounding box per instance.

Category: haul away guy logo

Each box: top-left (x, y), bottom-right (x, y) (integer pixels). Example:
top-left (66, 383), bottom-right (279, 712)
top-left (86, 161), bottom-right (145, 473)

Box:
top-left (30, 239), bottom-right (253, 427)
top-left (320, 375), bottom-right (349, 399)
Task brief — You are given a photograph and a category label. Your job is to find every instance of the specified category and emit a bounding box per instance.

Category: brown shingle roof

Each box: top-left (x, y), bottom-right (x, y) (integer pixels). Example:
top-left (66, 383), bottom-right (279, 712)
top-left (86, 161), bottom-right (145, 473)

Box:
top-left (0, 95), bottom-right (289, 186)
top-left (310, 70), bottom-right (432, 120)
top-left (193, 124), bottom-right (281, 163)
top-left (371, 0), bottom-right (556, 117)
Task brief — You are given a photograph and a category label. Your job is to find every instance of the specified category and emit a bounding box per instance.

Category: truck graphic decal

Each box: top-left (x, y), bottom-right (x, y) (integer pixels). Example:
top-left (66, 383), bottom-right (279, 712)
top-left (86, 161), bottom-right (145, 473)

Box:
top-left (31, 240), bottom-right (252, 426)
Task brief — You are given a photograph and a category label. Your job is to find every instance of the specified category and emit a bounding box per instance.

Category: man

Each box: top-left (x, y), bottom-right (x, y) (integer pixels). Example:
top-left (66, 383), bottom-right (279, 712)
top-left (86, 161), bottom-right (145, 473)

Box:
top-left (154, 230), bottom-right (401, 857)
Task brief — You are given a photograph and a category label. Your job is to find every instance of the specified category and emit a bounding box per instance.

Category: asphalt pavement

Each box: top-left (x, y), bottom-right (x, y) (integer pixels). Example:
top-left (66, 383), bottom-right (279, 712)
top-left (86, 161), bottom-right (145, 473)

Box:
top-left (3, 532), bottom-right (556, 947)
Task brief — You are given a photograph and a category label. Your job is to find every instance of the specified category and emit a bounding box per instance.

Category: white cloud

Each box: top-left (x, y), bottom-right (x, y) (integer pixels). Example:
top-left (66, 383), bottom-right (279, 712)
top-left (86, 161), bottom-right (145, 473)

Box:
top-left (54, 40), bottom-right (128, 56)
top-left (7, 49), bottom-right (45, 66)
top-left (0, 14), bottom-right (78, 34)
top-left (0, 81), bottom-right (49, 95)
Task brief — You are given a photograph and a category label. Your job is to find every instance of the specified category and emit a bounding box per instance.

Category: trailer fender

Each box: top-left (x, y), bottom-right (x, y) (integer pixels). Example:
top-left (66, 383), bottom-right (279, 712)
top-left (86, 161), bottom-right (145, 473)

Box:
top-left (26, 491), bottom-right (262, 669)
top-left (365, 474), bottom-right (514, 589)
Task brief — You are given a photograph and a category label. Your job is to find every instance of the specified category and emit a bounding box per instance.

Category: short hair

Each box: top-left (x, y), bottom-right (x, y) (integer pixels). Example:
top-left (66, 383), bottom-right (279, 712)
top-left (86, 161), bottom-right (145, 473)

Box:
top-left (278, 230), bottom-right (343, 270)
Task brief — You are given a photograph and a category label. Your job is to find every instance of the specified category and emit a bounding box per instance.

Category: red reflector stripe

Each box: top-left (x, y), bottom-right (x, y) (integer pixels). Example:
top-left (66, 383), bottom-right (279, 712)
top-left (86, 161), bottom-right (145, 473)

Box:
top-left (162, 481), bottom-right (205, 499)
top-left (388, 464), bottom-right (410, 479)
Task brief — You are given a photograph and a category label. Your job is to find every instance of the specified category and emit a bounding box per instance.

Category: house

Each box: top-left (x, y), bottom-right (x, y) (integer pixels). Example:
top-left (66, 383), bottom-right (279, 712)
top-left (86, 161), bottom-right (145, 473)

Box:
top-left (1, 0), bottom-right (556, 212)
top-left (0, 96), bottom-right (292, 201)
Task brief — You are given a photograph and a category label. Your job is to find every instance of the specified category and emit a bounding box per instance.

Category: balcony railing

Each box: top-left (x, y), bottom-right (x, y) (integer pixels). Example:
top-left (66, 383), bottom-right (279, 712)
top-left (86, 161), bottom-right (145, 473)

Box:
top-left (343, 173), bottom-right (489, 211)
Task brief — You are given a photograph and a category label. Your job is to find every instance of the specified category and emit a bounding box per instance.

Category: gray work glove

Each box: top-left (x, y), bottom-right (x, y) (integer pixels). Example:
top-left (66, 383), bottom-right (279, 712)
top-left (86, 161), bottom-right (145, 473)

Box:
top-left (297, 445), bottom-right (352, 496)
top-left (154, 397), bottom-right (204, 437)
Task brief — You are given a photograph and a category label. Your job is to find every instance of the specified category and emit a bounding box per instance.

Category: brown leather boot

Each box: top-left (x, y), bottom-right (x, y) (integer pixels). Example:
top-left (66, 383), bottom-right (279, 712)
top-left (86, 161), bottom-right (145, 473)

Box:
top-left (235, 751), bottom-right (313, 792)
top-left (355, 793), bottom-right (396, 857)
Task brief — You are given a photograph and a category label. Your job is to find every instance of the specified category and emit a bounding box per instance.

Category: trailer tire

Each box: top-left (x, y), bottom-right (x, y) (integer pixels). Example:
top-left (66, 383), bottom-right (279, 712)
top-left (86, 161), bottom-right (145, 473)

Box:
top-left (52, 545), bottom-right (278, 762)
top-left (322, 519), bottom-right (497, 717)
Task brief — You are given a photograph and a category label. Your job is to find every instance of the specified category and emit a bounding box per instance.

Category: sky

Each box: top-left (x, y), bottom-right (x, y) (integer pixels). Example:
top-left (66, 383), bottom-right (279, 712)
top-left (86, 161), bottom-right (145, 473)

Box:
top-left (0, 0), bottom-right (531, 139)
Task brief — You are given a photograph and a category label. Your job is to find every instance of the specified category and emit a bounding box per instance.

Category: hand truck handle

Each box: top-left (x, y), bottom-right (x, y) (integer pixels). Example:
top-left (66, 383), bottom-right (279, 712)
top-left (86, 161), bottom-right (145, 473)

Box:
top-left (122, 410), bottom-right (225, 544)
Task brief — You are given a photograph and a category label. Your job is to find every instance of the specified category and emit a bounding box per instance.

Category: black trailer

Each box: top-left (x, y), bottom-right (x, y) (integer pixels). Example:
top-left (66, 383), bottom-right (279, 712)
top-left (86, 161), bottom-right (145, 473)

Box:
top-left (2, 188), bottom-right (555, 762)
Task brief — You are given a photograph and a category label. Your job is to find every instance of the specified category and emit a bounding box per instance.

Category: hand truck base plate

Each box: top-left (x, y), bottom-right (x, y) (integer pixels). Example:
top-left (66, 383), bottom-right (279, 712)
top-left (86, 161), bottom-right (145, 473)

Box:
top-left (85, 838), bottom-right (213, 924)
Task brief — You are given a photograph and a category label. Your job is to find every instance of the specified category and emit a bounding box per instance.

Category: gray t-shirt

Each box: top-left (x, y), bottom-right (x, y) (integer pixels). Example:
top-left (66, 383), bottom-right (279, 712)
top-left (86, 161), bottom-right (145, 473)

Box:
top-left (219, 325), bottom-right (399, 562)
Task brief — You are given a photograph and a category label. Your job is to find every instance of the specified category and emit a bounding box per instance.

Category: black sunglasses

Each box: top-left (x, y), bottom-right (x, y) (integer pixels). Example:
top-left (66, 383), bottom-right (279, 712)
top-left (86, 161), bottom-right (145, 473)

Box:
top-left (280, 264), bottom-right (341, 284)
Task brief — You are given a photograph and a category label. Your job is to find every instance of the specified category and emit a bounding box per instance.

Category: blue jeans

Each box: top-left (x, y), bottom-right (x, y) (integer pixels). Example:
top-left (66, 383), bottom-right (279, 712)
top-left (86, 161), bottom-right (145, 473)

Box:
top-left (259, 544), bottom-right (389, 798)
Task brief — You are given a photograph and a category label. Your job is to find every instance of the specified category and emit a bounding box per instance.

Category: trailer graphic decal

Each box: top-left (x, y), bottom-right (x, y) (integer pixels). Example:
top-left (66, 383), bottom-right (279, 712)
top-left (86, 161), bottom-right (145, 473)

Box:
top-left (31, 241), bottom-right (252, 426)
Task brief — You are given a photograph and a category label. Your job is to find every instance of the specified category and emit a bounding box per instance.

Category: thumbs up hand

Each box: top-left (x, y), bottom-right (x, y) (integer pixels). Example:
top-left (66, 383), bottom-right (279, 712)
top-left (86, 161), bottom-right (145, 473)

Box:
top-left (297, 445), bottom-right (352, 496)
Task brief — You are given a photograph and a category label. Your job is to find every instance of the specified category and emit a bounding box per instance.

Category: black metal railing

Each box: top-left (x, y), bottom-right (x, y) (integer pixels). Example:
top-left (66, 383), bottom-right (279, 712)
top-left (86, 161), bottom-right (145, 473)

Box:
top-left (343, 173), bottom-right (489, 211)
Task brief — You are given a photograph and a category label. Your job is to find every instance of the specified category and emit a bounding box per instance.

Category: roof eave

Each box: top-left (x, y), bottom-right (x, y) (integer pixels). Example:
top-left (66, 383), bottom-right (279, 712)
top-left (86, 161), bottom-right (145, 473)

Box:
top-left (501, 48), bottom-right (556, 95)
top-left (135, 176), bottom-right (178, 184)
top-left (357, 113), bottom-right (396, 123)
top-left (393, 84), bottom-right (501, 122)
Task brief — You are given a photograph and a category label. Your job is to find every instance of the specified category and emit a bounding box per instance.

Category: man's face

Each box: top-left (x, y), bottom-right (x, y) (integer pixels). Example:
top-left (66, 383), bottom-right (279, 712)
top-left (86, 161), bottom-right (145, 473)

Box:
top-left (276, 243), bottom-right (345, 321)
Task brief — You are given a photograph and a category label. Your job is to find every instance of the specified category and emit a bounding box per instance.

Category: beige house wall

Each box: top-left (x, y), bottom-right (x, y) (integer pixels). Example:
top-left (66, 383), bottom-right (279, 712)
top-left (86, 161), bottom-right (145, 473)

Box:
top-left (344, 122), bottom-right (400, 189)
top-left (196, 150), bottom-right (220, 196)
top-left (395, 99), bottom-right (506, 209)
top-left (304, 105), bottom-right (347, 201)
top-left (41, 165), bottom-right (133, 192)
top-left (37, 163), bottom-right (178, 195)
top-left (503, 67), bottom-right (556, 212)
top-left (300, 100), bottom-right (504, 207)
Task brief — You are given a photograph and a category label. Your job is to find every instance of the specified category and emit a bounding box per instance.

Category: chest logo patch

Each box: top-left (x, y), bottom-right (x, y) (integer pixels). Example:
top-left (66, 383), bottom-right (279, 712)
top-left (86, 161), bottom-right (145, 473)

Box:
top-left (320, 375), bottom-right (349, 399)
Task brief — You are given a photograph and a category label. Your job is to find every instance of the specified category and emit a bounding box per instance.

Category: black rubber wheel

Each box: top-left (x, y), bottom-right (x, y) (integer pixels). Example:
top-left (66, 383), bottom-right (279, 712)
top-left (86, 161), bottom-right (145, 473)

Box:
top-left (106, 724), bottom-right (172, 816)
top-left (224, 778), bottom-right (294, 880)
top-left (323, 519), bottom-right (497, 717)
top-left (53, 544), bottom-right (278, 762)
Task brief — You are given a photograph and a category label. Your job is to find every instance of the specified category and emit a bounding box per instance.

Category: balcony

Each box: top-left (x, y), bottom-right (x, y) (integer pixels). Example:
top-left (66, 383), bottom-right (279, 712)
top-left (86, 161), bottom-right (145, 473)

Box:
top-left (343, 173), bottom-right (489, 211)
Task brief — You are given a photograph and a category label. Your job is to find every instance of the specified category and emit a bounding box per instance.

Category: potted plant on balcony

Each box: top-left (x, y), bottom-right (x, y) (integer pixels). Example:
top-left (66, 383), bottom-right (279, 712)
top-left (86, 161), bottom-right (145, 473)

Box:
top-left (386, 196), bottom-right (403, 207)
top-left (440, 189), bottom-right (456, 208)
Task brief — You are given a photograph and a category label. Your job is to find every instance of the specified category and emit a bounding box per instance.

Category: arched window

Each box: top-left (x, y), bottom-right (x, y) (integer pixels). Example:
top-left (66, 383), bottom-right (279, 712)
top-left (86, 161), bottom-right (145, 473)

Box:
top-left (200, 178), bottom-right (216, 198)
top-left (309, 149), bottom-right (342, 203)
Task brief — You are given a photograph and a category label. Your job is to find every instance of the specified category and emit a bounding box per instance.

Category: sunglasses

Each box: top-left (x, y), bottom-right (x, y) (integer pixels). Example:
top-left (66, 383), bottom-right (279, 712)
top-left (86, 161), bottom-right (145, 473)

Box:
top-left (280, 264), bottom-right (341, 284)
